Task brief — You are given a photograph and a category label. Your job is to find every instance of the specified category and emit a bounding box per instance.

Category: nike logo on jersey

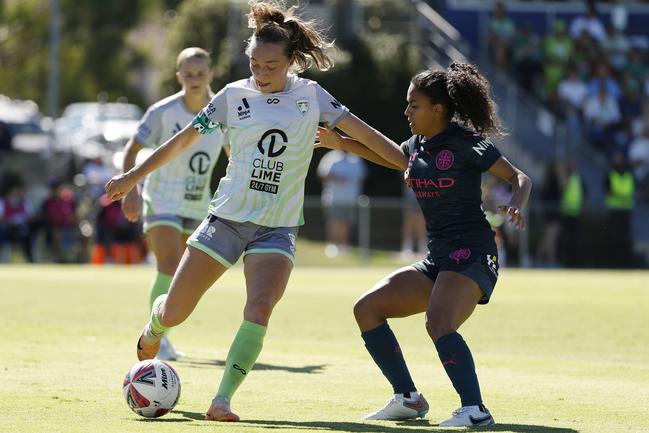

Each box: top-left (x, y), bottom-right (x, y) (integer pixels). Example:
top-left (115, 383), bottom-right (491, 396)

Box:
top-left (472, 140), bottom-right (493, 156)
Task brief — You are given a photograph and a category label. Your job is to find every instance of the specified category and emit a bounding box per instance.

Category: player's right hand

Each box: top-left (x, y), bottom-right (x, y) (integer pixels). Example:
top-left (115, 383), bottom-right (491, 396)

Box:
top-left (121, 190), bottom-right (142, 222)
top-left (315, 125), bottom-right (343, 150)
top-left (105, 173), bottom-right (137, 203)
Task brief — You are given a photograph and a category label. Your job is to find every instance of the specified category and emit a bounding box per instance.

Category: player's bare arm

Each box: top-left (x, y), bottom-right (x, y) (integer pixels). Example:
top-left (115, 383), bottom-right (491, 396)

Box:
top-left (488, 156), bottom-right (532, 229)
top-left (106, 125), bottom-right (201, 202)
top-left (316, 126), bottom-right (402, 170)
top-left (335, 113), bottom-right (409, 170)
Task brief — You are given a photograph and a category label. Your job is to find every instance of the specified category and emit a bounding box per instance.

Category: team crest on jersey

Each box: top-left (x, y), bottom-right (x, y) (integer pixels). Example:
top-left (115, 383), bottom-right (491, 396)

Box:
top-left (435, 150), bottom-right (454, 170)
top-left (296, 99), bottom-right (309, 115)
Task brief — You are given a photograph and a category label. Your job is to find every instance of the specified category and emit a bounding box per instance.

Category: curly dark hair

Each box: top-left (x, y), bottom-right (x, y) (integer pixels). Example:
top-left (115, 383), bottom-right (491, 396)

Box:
top-left (411, 62), bottom-right (503, 138)
top-left (246, 1), bottom-right (334, 72)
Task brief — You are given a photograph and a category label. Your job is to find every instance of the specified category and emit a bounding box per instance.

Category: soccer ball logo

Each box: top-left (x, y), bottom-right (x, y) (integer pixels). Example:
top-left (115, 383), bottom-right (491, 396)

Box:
top-left (122, 359), bottom-right (181, 418)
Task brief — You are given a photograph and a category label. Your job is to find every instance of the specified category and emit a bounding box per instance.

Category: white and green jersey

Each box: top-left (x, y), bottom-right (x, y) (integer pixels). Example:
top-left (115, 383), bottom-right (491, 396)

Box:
top-left (135, 92), bottom-right (226, 220)
top-left (192, 75), bottom-right (349, 227)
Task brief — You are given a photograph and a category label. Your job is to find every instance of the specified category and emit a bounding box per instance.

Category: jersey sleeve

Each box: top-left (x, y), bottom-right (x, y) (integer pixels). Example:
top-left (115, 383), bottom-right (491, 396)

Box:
top-left (400, 136), bottom-right (417, 158)
top-left (134, 105), bottom-right (163, 147)
top-left (315, 84), bottom-right (350, 128)
top-left (462, 137), bottom-right (502, 171)
top-left (192, 88), bottom-right (228, 135)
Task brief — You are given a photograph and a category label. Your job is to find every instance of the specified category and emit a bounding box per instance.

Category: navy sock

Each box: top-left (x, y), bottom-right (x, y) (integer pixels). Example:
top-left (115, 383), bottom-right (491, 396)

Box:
top-left (361, 322), bottom-right (416, 394)
top-left (435, 331), bottom-right (482, 407)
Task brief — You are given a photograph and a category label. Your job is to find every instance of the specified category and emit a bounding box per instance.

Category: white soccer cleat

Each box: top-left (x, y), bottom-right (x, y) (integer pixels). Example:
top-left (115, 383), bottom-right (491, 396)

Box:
top-left (438, 404), bottom-right (495, 427)
top-left (156, 337), bottom-right (185, 361)
top-left (363, 393), bottom-right (429, 420)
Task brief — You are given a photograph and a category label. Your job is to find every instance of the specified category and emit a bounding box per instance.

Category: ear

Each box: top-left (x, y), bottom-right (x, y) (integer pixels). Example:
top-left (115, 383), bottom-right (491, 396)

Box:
top-left (175, 71), bottom-right (182, 86)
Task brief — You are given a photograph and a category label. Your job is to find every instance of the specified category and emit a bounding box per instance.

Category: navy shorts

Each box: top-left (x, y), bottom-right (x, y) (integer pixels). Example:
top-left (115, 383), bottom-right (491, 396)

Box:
top-left (412, 232), bottom-right (500, 304)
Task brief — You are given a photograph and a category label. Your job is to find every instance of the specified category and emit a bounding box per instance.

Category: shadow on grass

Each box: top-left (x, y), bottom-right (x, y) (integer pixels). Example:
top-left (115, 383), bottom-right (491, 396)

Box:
top-left (151, 413), bottom-right (579, 433)
top-left (177, 357), bottom-right (327, 374)
top-left (242, 419), bottom-right (579, 433)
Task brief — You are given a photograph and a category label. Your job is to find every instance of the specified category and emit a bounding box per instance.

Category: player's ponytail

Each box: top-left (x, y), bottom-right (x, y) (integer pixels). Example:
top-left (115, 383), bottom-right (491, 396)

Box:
top-left (445, 62), bottom-right (502, 137)
top-left (411, 62), bottom-right (503, 138)
top-left (247, 1), bottom-right (334, 72)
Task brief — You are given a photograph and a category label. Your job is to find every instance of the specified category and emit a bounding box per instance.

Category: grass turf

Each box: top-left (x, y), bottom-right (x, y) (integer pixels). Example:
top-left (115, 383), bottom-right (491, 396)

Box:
top-left (1, 264), bottom-right (648, 433)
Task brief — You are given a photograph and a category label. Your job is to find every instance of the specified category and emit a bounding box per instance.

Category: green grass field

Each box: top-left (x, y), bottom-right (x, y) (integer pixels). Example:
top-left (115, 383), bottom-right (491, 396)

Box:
top-left (1, 263), bottom-right (648, 433)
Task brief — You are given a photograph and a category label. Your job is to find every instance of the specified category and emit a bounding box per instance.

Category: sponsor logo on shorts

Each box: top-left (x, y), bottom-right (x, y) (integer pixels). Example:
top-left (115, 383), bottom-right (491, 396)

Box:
top-left (486, 254), bottom-right (499, 277)
top-left (200, 225), bottom-right (217, 240)
top-left (449, 248), bottom-right (471, 263)
top-left (288, 233), bottom-right (296, 255)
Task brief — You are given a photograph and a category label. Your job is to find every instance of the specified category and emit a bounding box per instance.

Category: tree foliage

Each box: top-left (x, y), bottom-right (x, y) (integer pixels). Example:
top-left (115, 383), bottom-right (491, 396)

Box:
top-left (0, 0), bottom-right (149, 114)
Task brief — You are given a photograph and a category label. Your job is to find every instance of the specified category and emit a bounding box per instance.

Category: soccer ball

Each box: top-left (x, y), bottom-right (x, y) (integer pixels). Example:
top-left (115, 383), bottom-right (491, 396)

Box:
top-left (122, 359), bottom-right (181, 418)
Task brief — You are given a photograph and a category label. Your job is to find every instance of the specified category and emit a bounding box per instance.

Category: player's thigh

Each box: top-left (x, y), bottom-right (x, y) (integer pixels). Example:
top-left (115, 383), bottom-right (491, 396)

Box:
top-left (427, 271), bottom-right (483, 332)
top-left (163, 245), bottom-right (228, 324)
top-left (242, 253), bottom-right (293, 321)
top-left (356, 266), bottom-right (434, 319)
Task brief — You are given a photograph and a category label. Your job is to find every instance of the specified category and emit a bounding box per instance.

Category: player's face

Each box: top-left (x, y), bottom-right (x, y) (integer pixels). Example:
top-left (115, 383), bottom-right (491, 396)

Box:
top-left (249, 40), bottom-right (293, 93)
top-left (404, 84), bottom-right (438, 137)
top-left (177, 57), bottom-right (213, 97)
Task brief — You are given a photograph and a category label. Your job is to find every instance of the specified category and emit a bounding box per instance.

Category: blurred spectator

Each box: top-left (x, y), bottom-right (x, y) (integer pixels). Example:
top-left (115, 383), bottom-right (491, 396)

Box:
top-left (317, 149), bottom-right (367, 257)
top-left (542, 21), bottom-right (575, 102)
top-left (558, 65), bottom-right (588, 144)
top-left (559, 161), bottom-right (586, 268)
top-left (488, 1), bottom-right (516, 70)
top-left (400, 183), bottom-right (427, 260)
top-left (588, 63), bottom-right (621, 101)
top-left (602, 25), bottom-right (630, 71)
top-left (93, 195), bottom-right (142, 264)
top-left (629, 122), bottom-right (649, 201)
top-left (40, 180), bottom-right (79, 263)
top-left (569, 3), bottom-right (606, 43)
top-left (512, 23), bottom-right (543, 92)
top-left (573, 30), bottom-right (601, 67)
top-left (535, 160), bottom-right (561, 267)
top-left (583, 83), bottom-right (621, 152)
top-left (544, 20), bottom-right (574, 66)
top-left (604, 152), bottom-right (635, 268)
top-left (82, 156), bottom-right (115, 199)
top-left (0, 175), bottom-right (35, 262)
top-left (623, 48), bottom-right (648, 92)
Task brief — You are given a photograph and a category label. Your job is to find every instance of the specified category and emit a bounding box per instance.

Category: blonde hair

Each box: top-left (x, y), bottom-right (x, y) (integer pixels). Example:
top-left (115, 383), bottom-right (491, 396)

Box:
top-left (246, 1), bottom-right (334, 72)
top-left (176, 47), bottom-right (212, 71)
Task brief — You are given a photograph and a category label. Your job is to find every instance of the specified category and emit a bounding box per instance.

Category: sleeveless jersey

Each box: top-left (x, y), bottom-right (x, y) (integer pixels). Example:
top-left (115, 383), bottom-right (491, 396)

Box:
top-left (192, 75), bottom-right (349, 227)
top-left (134, 92), bottom-right (226, 219)
top-left (402, 122), bottom-right (502, 241)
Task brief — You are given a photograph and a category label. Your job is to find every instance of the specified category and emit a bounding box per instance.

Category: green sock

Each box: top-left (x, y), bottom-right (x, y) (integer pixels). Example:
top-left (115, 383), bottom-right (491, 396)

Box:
top-left (142, 294), bottom-right (169, 344)
top-left (216, 321), bottom-right (267, 400)
top-left (149, 273), bottom-right (173, 311)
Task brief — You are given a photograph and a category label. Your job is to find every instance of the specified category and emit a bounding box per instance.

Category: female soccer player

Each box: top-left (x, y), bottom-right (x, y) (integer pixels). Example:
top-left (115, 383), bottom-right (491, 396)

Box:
top-left (316, 62), bottom-right (532, 427)
top-left (106, 0), bottom-right (405, 422)
top-left (120, 47), bottom-right (227, 361)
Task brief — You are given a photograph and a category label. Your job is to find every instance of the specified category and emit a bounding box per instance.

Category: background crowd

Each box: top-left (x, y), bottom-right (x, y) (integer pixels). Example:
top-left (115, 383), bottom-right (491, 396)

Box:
top-left (1, 0), bottom-right (648, 268)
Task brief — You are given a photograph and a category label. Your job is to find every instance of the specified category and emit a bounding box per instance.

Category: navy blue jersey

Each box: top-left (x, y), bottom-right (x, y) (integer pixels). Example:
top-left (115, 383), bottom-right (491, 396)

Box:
top-left (402, 122), bottom-right (501, 243)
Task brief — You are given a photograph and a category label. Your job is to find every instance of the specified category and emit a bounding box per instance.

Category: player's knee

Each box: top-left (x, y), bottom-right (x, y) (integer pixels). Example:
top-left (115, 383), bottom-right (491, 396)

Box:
top-left (157, 255), bottom-right (182, 275)
top-left (158, 302), bottom-right (185, 328)
top-left (353, 296), bottom-right (371, 321)
top-left (425, 313), bottom-right (455, 342)
top-left (244, 296), bottom-right (275, 322)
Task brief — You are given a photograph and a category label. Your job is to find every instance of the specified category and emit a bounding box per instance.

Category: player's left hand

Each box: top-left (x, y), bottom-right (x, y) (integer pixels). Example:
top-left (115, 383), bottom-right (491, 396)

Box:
top-left (497, 205), bottom-right (525, 230)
